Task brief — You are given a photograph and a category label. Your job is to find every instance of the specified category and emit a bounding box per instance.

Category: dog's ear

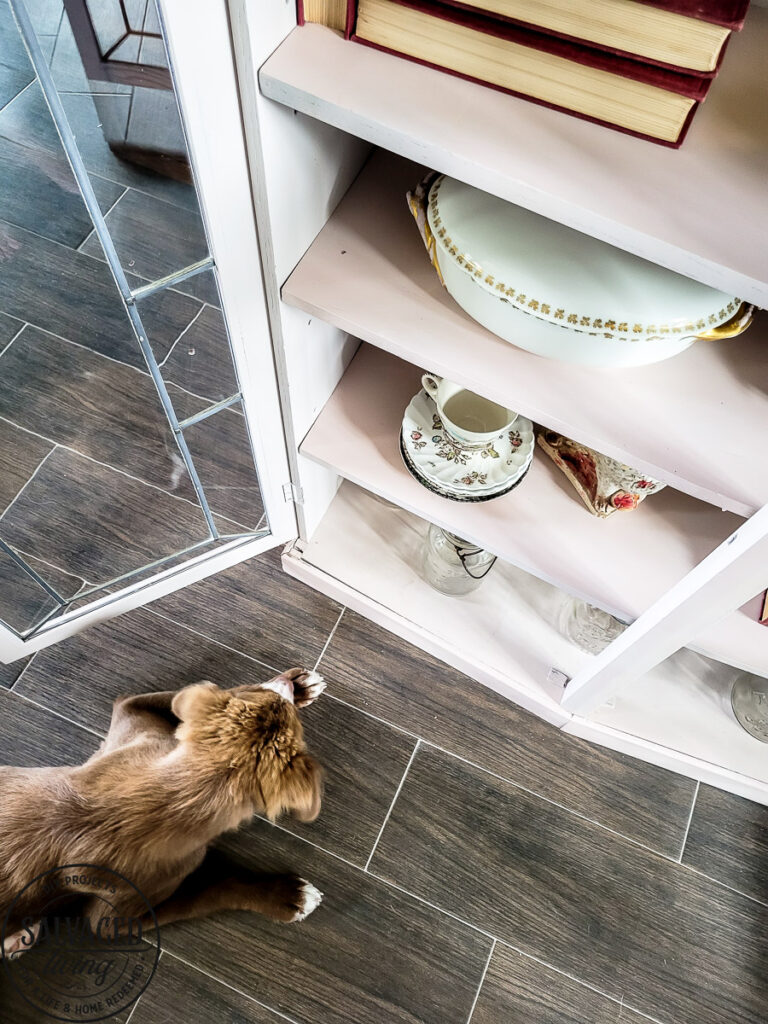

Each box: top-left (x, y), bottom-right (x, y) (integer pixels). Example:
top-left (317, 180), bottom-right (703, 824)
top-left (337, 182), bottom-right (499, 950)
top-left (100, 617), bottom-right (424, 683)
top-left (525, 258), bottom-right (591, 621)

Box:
top-left (171, 681), bottom-right (223, 723)
top-left (261, 753), bottom-right (323, 823)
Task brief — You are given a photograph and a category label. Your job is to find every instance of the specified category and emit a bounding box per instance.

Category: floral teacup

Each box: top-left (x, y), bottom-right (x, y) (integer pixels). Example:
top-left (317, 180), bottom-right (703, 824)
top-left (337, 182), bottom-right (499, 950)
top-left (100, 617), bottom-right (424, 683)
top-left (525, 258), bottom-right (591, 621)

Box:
top-left (421, 374), bottom-right (518, 449)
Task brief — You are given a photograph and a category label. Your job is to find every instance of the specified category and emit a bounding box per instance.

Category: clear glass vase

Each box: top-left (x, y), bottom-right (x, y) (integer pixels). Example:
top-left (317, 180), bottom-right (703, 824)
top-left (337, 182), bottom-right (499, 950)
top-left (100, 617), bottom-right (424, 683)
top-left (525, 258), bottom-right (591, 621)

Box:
top-left (422, 525), bottom-right (496, 596)
top-left (558, 596), bottom-right (627, 654)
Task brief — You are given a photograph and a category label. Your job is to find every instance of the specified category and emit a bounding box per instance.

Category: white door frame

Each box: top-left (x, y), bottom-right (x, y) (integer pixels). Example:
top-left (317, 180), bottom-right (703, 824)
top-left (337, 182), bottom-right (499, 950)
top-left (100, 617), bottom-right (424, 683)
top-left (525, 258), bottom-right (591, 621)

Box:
top-left (561, 504), bottom-right (768, 714)
top-left (0, 0), bottom-right (296, 662)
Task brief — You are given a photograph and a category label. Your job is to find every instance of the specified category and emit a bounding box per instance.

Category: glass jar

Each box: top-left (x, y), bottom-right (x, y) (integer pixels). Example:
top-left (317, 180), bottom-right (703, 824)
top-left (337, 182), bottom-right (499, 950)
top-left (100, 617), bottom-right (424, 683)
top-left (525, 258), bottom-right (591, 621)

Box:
top-left (731, 672), bottom-right (768, 743)
top-left (558, 596), bottom-right (627, 654)
top-left (422, 525), bottom-right (496, 596)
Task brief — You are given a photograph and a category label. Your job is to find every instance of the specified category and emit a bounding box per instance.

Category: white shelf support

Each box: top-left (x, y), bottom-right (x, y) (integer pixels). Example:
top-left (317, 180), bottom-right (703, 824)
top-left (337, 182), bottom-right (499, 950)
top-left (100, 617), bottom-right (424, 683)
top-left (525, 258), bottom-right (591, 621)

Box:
top-left (561, 505), bottom-right (768, 715)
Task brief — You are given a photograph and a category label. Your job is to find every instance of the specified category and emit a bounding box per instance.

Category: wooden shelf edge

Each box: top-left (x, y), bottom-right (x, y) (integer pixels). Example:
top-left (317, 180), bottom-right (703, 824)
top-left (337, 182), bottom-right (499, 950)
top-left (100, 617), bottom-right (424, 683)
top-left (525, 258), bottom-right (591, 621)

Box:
top-left (262, 17), bottom-right (768, 305)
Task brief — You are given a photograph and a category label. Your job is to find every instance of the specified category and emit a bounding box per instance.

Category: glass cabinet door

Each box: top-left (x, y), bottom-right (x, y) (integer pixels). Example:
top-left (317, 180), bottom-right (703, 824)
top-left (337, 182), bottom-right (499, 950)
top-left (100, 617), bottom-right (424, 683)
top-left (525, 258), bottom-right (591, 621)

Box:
top-left (0, 0), bottom-right (294, 660)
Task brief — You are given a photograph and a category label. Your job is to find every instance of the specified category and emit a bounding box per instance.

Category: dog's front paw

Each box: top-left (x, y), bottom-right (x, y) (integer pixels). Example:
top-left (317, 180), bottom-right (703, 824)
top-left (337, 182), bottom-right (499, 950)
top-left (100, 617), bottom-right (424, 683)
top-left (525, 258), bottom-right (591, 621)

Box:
top-left (291, 880), bottom-right (323, 922)
top-left (291, 670), bottom-right (327, 709)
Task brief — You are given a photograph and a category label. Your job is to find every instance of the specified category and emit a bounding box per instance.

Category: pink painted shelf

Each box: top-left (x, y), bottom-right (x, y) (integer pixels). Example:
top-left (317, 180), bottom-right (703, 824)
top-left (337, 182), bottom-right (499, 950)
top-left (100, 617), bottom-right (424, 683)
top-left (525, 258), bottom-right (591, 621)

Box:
top-left (263, 10), bottom-right (768, 304)
top-left (283, 150), bottom-right (768, 518)
top-left (299, 343), bottom-right (768, 675)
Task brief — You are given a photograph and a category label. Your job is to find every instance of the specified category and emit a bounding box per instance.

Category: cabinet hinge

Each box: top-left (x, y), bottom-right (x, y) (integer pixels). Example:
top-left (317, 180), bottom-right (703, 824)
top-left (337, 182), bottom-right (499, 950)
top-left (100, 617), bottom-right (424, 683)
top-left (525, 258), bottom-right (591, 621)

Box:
top-left (547, 667), bottom-right (570, 689)
top-left (282, 481), bottom-right (304, 505)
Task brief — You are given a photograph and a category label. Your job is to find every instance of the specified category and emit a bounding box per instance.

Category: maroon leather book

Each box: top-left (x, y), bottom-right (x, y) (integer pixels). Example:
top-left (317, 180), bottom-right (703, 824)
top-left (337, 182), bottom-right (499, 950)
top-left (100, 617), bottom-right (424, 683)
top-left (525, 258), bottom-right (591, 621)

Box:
top-left (637, 0), bottom-right (749, 29)
top-left (430, 0), bottom-right (741, 75)
top-left (347, 0), bottom-right (711, 145)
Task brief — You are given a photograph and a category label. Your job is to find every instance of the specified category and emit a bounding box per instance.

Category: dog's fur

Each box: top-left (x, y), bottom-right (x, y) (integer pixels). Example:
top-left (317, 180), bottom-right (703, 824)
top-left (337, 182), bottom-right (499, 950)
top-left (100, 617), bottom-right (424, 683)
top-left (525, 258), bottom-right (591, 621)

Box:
top-left (0, 667), bottom-right (327, 955)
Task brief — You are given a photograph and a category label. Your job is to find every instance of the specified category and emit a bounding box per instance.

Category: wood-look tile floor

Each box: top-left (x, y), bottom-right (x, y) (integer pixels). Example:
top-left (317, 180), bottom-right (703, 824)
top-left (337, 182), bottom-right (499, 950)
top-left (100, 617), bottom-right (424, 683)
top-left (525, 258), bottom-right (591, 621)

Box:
top-left (3, 571), bottom-right (768, 1024)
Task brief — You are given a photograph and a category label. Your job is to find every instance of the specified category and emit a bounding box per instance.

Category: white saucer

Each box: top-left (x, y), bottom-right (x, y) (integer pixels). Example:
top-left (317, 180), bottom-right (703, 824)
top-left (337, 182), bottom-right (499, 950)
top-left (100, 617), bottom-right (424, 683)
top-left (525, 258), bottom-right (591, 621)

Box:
top-left (400, 389), bottom-right (534, 502)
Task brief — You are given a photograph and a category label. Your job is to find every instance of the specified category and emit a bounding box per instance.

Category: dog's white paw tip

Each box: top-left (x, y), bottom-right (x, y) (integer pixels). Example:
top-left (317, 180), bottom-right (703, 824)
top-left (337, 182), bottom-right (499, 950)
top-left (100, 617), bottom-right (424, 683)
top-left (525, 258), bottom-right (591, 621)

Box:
top-left (294, 881), bottom-right (323, 922)
top-left (304, 672), bottom-right (327, 698)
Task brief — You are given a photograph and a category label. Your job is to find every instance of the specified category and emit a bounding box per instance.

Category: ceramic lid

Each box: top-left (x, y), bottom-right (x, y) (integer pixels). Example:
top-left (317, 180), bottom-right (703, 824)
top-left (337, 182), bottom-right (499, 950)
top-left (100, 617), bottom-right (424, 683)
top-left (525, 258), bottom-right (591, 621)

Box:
top-left (427, 175), bottom-right (742, 341)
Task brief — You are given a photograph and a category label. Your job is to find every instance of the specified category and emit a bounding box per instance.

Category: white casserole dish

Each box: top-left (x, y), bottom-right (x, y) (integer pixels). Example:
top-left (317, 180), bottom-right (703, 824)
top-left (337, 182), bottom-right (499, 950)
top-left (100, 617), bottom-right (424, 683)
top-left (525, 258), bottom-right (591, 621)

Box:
top-left (425, 175), bottom-right (753, 367)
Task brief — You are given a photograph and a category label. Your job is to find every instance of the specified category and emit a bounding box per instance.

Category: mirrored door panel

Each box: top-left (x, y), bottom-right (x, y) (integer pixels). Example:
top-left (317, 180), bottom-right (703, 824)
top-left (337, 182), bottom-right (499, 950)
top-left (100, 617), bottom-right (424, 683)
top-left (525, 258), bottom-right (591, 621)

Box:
top-left (0, 0), bottom-right (267, 638)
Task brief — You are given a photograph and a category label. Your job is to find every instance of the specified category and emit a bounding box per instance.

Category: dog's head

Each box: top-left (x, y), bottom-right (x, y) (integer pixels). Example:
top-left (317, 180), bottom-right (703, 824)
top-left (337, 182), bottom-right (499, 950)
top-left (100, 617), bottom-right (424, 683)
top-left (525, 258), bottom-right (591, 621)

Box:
top-left (171, 678), bottom-right (322, 823)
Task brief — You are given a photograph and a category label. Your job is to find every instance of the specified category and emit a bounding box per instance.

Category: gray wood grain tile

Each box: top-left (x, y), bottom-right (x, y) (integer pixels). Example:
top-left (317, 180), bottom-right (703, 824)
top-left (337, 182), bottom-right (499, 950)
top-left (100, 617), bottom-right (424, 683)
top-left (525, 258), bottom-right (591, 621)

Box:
top-left (16, 602), bottom-right (416, 864)
top-left (0, 134), bottom-right (124, 246)
top-left (683, 785), bottom-right (768, 905)
top-left (0, 686), bottom-right (97, 766)
top-left (321, 612), bottom-right (696, 858)
top-left (130, 953), bottom-right (285, 1024)
top-left (0, 310), bottom-right (21, 345)
top-left (370, 745), bottom-right (768, 1024)
top-left (0, 326), bottom-right (262, 527)
top-left (0, 545), bottom-right (84, 633)
top-left (163, 304), bottom-right (239, 401)
top-left (282, 697), bottom-right (417, 865)
top-left (0, 655), bottom-right (32, 689)
top-left (0, 219), bottom-right (201, 368)
top-left (81, 188), bottom-right (217, 305)
top-left (471, 944), bottom-right (647, 1024)
top-left (0, 416), bottom-right (52, 514)
top-left (161, 820), bottom-right (492, 1024)
top-left (152, 549), bottom-right (343, 670)
top-left (0, 446), bottom-right (212, 583)
top-left (15, 606), bottom-right (276, 733)
top-left (183, 404), bottom-right (262, 530)
top-left (0, 948), bottom-right (134, 1024)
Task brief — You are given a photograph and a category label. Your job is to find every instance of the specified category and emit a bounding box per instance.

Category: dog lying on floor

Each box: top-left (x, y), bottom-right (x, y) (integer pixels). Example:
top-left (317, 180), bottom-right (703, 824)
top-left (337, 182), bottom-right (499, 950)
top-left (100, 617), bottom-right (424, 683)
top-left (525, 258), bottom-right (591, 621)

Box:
top-left (0, 667), bottom-right (326, 956)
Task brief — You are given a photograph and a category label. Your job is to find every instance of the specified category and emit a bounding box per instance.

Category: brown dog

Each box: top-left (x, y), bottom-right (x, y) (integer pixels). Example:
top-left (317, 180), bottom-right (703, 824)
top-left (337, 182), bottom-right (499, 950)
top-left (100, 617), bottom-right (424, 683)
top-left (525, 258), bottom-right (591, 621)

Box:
top-left (0, 667), bottom-right (326, 956)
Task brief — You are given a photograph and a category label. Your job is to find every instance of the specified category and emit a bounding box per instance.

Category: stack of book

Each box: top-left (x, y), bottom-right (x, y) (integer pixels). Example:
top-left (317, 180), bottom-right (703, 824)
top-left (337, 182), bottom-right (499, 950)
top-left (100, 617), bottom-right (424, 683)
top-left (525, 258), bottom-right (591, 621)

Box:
top-left (297, 0), bottom-right (750, 146)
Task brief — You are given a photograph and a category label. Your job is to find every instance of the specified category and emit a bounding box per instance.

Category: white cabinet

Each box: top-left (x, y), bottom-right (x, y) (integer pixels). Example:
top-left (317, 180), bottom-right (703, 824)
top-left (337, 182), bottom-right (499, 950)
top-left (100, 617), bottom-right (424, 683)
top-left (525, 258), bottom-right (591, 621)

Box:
top-left (229, 0), bottom-right (768, 805)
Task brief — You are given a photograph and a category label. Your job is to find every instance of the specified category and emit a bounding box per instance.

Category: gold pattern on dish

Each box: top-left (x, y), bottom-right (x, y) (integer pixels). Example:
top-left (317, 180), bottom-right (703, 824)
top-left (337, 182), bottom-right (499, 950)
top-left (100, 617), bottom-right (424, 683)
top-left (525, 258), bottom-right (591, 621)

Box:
top-left (428, 176), bottom-right (743, 343)
top-left (696, 302), bottom-right (754, 340)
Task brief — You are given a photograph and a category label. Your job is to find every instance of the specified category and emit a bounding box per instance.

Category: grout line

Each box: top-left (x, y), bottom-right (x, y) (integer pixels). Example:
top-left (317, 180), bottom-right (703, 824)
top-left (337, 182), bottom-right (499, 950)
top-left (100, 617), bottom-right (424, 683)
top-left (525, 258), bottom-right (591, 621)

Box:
top-left (677, 780), bottom-right (700, 863)
top-left (0, 79), bottom-right (35, 118)
top-left (159, 949), bottom-right (303, 1024)
top-left (678, 860), bottom-right (768, 909)
top-left (123, 989), bottom-right (143, 1024)
top-left (7, 545), bottom-right (84, 589)
top-left (310, 685), bottom-right (682, 866)
top-left (313, 607), bottom-right (345, 670)
top-left (493, 941), bottom-right (667, 1024)
top-left (0, 322), bottom-right (157, 377)
top-left (77, 185), bottom-right (129, 252)
top-left (466, 938), bottom-right (495, 1024)
top-left (9, 688), bottom-right (104, 740)
top-left (364, 739), bottom-right (419, 871)
top-left (0, 446), bottom-right (55, 520)
top-left (415, 740), bottom-right (683, 864)
top-left (159, 303), bottom-right (207, 368)
top-left (4, 313), bottom-right (225, 408)
top-left (0, 319), bottom-right (27, 363)
top-left (8, 652), bottom-right (37, 693)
